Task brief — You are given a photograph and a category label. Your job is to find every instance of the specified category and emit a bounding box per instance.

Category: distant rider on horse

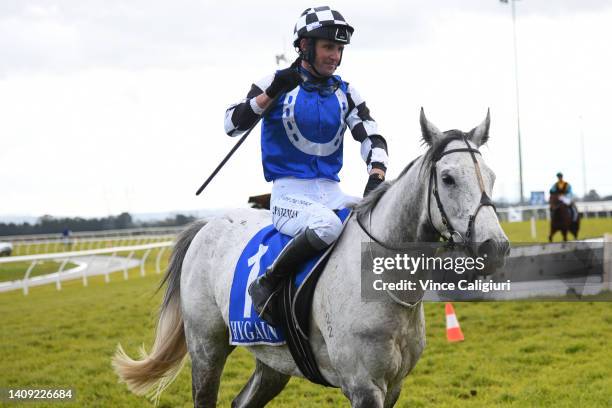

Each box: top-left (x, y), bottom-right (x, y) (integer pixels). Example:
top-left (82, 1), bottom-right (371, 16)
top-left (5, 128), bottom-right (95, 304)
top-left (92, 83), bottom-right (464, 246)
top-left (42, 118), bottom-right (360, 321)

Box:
top-left (549, 172), bottom-right (578, 221)
top-left (224, 6), bottom-right (389, 323)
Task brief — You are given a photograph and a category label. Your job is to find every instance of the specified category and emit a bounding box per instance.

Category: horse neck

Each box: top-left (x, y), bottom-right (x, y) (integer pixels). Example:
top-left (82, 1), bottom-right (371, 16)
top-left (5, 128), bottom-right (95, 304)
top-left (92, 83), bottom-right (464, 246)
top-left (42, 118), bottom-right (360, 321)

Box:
top-left (369, 156), bottom-right (434, 244)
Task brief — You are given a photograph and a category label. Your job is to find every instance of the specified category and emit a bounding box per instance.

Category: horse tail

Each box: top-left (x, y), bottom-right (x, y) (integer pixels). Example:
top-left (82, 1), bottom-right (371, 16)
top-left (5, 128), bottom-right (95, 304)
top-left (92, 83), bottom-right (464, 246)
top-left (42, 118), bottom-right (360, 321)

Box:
top-left (112, 220), bottom-right (208, 402)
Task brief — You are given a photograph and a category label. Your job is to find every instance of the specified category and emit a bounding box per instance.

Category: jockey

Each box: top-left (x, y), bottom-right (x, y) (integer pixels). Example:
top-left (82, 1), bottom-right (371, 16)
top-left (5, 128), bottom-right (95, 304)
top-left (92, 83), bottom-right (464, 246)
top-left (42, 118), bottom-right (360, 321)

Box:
top-left (550, 172), bottom-right (574, 205)
top-left (224, 6), bottom-right (389, 323)
top-left (550, 172), bottom-right (578, 221)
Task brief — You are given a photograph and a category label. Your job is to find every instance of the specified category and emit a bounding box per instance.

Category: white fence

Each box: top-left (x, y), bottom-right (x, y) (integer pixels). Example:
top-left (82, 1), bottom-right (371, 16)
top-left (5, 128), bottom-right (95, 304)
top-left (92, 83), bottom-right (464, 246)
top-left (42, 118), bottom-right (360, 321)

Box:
top-left (7, 234), bottom-right (175, 256)
top-left (0, 242), bottom-right (173, 295)
top-left (496, 200), bottom-right (612, 222)
top-left (0, 226), bottom-right (182, 256)
top-left (1, 226), bottom-right (182, 243)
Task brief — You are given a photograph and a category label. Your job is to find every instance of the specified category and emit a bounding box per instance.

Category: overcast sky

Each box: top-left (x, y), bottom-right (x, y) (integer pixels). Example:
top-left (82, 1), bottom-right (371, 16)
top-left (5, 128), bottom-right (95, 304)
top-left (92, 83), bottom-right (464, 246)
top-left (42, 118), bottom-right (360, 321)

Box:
top-left (1, 0), bottom-right (611, 219)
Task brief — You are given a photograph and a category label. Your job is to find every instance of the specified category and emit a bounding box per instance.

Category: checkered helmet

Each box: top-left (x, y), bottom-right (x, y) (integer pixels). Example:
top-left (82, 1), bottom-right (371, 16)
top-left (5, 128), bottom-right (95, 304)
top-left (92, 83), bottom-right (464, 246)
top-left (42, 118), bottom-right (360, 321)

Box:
top-left (292, 6), bottom-right (354, 47)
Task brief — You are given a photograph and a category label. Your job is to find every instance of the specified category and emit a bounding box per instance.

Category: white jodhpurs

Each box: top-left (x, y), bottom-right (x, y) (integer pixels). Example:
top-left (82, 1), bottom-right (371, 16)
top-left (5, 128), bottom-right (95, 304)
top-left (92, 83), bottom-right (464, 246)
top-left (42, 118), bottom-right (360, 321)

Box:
top-left (270, 177), bottom-right (361, 246)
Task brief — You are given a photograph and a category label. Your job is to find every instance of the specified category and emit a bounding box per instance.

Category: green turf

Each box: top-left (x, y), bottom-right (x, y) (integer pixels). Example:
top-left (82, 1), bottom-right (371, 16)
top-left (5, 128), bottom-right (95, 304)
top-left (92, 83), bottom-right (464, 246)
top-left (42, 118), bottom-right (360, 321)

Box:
top-left (500, 217), bottom-right (612, 243)
top-left (3, 217), bottom-right (611, 280)
top-left (1, 221), bottom-right (611, 407)
top-left (0, 260), bottom-right (80, 283)
top-left (0, 268), bottom-right (610, 407)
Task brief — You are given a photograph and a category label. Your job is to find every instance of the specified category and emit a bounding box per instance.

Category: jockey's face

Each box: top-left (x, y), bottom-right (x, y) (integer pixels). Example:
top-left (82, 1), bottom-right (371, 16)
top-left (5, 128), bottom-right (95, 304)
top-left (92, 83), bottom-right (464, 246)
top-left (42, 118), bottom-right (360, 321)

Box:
top-left (314, 39), bottom-right (344, 76)
top-left (301, 38), bottom-right (344, 77)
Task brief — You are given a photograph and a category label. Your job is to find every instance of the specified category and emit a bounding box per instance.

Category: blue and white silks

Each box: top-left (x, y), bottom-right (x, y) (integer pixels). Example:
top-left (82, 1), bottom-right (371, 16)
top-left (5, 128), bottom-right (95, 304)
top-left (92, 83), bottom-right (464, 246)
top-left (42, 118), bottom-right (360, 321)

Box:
top-left (260, 71), bottom-right (349, 182)
top-left (228, 208), bottom-right (350, 346)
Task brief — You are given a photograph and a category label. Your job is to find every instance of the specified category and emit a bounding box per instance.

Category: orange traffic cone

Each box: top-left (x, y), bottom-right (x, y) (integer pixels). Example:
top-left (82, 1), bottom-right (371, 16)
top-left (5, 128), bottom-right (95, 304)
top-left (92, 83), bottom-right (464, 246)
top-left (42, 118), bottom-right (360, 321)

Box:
top-left (445, 302), bottom-right (464, 342)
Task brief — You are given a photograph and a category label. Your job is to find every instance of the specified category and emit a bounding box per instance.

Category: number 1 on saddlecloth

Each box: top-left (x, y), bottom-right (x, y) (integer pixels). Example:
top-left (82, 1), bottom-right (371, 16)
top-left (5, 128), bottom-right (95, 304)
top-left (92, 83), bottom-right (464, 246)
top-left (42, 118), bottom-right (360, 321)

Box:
top-left (244, 244), bottom-right (269, 318)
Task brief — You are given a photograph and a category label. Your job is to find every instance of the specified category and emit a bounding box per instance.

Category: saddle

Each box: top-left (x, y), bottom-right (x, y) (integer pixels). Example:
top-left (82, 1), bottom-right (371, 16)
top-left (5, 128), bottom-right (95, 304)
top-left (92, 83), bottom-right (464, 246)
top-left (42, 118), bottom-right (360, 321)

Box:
top-left (275, 210), bottom-right (352, 387)
top-left (277, 239), bottom-right (340, 387)
top-left (228, 208), bottom-right (350, 386)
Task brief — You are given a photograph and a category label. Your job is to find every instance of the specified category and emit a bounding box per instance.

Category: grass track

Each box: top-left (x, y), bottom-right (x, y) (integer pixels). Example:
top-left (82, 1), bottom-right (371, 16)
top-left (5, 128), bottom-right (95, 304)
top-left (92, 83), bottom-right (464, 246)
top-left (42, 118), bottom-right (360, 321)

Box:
top-left (0, 260), bottom-right (80, 283)
top-left (1, 219), bottom-right (611, 406)
top-left (1, 270), bottom-right (610, 407)
top-left (500, 217), bottom-right (612, 243)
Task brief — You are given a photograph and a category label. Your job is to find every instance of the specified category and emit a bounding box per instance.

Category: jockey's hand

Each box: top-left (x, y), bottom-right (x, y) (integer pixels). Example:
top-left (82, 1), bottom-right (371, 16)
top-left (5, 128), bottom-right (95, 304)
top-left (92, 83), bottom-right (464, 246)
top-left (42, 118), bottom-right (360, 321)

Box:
top-left (364, 172), bottom-right (385, 197)
top-left (266, 65), bottom-right (303, 98)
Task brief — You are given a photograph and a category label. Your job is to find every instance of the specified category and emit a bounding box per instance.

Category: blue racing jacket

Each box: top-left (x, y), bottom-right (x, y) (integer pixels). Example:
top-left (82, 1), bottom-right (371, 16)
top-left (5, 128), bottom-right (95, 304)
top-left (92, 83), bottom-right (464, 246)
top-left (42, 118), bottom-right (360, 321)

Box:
top-left (224, 66), bottom-right (388, 182)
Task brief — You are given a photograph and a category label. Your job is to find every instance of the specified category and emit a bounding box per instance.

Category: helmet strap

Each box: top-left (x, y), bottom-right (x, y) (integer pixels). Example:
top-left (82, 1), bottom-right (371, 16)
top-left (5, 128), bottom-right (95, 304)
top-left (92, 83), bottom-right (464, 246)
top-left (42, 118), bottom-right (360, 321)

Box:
top-left (306, 38), bottom-right (321, 75)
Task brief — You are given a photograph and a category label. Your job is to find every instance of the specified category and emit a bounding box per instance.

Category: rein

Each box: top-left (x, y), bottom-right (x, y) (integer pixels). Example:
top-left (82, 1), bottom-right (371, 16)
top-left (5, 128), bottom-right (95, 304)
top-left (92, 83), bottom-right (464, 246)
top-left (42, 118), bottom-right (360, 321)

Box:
top-left (356, 137), bottom-right (496, 307)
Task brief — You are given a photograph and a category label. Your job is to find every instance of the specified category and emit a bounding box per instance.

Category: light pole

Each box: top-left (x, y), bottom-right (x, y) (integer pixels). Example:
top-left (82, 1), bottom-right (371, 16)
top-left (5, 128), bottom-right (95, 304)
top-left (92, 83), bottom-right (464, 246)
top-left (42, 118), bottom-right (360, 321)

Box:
top-left (500, 0), bottom-right (524, 204)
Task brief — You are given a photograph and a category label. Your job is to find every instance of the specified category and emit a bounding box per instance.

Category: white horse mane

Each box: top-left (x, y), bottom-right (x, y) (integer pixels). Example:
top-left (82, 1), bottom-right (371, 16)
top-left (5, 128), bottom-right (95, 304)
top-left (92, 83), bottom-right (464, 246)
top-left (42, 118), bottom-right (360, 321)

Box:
top-left (354, 130), bottom-right (476, 221)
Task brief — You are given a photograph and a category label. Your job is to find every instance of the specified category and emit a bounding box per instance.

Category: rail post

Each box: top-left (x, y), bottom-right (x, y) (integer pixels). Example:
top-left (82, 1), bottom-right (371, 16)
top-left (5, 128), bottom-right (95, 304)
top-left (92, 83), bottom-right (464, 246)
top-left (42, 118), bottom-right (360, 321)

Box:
top-left (22, 261), bottom-right (39, 295)
top-left (104, 251), bottom-right (117, 283)
top-left (140, 249), bottom-right (152, 277)
top-left (124, 251), bottom-right (135, 280)
top-left (56, 259), bottom-right (69, 291)
top-left (155, 246), bottom-right (167, 274)
top-left (604, 233), bottom-right (612, 291)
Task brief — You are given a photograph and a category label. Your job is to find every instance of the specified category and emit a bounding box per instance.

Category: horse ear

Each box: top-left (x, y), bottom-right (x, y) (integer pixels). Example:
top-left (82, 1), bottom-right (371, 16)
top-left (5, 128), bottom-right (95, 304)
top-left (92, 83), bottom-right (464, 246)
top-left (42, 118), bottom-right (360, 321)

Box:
top-left (469, 109), bottom-right (490, 147)
top-left (420, 108), bottom-right (444, 147)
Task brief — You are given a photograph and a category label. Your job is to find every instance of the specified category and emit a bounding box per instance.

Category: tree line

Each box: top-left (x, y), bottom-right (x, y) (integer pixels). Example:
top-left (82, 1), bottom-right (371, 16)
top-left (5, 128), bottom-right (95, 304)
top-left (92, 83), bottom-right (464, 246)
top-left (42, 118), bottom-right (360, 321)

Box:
top-left (0, 212), bottom-right (197, 236)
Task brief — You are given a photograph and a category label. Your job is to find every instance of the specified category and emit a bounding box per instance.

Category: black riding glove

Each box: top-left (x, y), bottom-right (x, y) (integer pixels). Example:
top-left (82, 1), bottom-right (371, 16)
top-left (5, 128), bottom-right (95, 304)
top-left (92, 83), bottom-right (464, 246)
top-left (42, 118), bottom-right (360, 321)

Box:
top-left (363, 173), bottom-right (385, 197)
top-left (265, 65), bottom-right (303, 98)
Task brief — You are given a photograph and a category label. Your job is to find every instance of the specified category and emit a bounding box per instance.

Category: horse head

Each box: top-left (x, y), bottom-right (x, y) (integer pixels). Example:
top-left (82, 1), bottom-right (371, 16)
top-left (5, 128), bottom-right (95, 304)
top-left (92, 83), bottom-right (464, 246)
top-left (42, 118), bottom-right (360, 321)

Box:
top-left (419, 108), bottom-right (510, 270)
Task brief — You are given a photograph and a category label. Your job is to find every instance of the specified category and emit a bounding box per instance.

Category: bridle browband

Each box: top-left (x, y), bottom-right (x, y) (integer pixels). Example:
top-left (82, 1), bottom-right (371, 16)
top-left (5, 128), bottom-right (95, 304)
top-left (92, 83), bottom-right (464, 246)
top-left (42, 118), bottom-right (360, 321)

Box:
top-left (357, 136), bottom-right (496, 255)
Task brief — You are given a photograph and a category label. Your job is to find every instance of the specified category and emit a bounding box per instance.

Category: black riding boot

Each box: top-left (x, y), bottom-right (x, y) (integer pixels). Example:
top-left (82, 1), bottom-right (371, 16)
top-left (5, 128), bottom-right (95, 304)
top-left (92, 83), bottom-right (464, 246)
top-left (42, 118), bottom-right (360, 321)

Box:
top-left (248, 228), bottom-right (326, 325)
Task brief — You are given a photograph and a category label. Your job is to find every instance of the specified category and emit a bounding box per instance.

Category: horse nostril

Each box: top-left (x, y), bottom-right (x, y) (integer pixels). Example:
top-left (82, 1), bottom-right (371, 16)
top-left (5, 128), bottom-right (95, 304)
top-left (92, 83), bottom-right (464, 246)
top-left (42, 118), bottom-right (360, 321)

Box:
top-left (478, 239), bottom-right (495, 259)
top-left (478, 239), bottom-right (510, 266)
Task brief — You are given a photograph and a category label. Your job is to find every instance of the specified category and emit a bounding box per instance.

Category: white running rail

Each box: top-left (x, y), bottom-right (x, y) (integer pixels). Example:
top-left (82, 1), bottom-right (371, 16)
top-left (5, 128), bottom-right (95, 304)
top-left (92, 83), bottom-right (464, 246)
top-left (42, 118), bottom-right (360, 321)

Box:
top-left (0, 242), bottom-right (173, 295)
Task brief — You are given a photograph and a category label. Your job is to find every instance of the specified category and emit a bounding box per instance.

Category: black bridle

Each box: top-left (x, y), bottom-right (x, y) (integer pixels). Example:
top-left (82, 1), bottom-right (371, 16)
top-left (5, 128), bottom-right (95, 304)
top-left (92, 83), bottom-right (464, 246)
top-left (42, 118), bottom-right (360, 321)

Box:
top-left (427, 137), bottom-right (496, 251)
top-left (357, 136), bottom-right (496, 255)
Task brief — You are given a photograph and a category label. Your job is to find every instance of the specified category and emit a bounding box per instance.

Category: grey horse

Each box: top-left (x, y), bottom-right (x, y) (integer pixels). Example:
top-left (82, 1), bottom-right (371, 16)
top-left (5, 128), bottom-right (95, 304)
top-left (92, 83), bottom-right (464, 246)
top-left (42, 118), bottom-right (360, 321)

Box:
top-left (113, 109), bottom-right (509, 407)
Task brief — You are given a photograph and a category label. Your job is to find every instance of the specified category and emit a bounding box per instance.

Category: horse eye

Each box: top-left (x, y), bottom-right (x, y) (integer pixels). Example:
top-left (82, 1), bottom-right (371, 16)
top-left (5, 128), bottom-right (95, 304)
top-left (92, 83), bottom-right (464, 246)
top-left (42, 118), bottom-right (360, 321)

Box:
top-left (442, 175), bottom-right (455, 185)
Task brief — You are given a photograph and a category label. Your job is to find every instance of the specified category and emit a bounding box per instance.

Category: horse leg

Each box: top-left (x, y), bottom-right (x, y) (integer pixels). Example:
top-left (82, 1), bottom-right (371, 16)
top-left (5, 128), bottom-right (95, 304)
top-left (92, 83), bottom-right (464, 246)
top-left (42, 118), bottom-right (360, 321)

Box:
top-left (335, 347), bottom-right (387, 407)
top-left (185, 321), bottom-right (234, 408)
top-left (562, 230), bottom-right (568, 242)
top-left (383, 380), bottom-right (404, 408)
top-left (231, 359), bottom-right (290, 408)
top-left (183, 279), bottom-right (234, 408)
top-left (343, 382), bottom-right (385, 408)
